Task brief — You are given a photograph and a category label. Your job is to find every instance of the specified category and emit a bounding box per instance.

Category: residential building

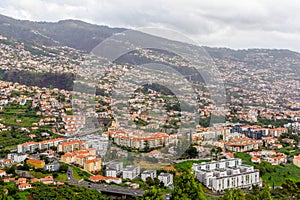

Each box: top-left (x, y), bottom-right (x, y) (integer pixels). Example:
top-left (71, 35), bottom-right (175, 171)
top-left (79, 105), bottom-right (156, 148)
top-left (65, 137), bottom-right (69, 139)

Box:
top-left (89, 175), bottom-right (122, 184)
top-left (44, 162), bottom-right (61, 172)
top-left (0, 169), bottom-right (6, 177)
top-left (17, 142), bottom-right (39, 153)
top-left (225, 137), bottom-right (262, 152)
top-left (83, 158), bottom-right (101, 172)
top-left (7, 153), bottom-right (28, 163)
top-left (18, 183), bottom-right (32, 191)
top-left (105, 162), bottom-right (123, 177)
top-left (39, 176), bottom-right (54, 184)
top-left (192, 158), bottom-right (261, 192)
top-left (122, 165), bottom-right (140, 180)
top-left (141, 170), bottom-right (157, 182)
top-left (158, 172), bottom-right (173, 187)
top-left (57, 140), bottom-right (88, 153)
top-left (26, 159), bottom-right (45, 169)
top-left (293, 155), bottom-right (300, 168)
top-left (17, 138), bottom-right (65, 153)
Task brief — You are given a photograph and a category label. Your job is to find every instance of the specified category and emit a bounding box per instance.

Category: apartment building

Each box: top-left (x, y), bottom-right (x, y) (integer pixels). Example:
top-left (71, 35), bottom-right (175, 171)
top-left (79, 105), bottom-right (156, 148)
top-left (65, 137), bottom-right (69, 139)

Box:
top-left (26, 159), bottom-right (45, 169)
top-left (192, 158), bottom-right (261, 192)
top-left (17, 138), bottom-right (65, 153)
top-left (114, 132), bottom-right (169, 150)
top-left (83, 158), bottom-right (101, 172)
top-left (62, 115), bottom-right (85, 136)
top-left (122, 165), bottom-right (140, 180)
top-left (141, 170), bottom-right (157, 182)
top-left (225, 137), bottom-right (262, 152)
top-left (57, 140), bottom-right (88, 153)
top-left (158, 172), bottom-right (173, 187)
top-left (105, 162), bottom-right (123, 177)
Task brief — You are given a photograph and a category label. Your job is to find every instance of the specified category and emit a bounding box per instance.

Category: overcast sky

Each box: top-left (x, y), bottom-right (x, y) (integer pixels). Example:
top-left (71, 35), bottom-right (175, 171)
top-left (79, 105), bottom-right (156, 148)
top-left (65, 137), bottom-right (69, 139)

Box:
top-left (1, 0), bottom-right (300, 51)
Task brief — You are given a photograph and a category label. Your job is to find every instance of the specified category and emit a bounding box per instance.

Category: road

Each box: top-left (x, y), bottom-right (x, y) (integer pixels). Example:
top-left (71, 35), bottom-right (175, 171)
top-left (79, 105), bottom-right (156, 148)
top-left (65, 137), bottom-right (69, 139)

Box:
top-left (66, 167), bottom-right (145, 197)
top-left (173, 157), bottom-right (211, 163)
top-left (65, 128), bottom-right (103, 139)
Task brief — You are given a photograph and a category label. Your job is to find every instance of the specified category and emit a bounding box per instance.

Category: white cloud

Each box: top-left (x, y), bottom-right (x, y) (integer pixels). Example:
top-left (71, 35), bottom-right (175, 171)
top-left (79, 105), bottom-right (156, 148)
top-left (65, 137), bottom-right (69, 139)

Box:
top-left (1, 0), bottom-right (300, 51)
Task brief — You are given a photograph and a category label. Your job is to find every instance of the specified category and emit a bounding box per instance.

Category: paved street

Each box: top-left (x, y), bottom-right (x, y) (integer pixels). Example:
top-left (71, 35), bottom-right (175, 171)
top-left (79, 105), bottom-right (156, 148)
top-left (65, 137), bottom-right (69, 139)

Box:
top-left (66, 167), bottom-right (145, 197)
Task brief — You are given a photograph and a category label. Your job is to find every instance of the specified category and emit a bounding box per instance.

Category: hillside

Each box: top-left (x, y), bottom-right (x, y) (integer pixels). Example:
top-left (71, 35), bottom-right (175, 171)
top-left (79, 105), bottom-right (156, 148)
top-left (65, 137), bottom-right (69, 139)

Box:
top-left (0, 14), bottom-right (125, 52)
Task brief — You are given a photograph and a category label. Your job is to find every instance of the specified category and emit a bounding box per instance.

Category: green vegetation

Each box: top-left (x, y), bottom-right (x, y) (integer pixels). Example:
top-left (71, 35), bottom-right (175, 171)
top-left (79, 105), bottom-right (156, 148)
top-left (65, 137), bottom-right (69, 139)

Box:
top-left (29, 183), bottom-right (109, 200)
top-left (174, 159), bottom-right (210, 172)
top-left (69, 165), bottom-right (92, 180)
top-left (0, 102), bottom-right (55, 148)
top-left (172, 170), bottom-right (206, 200)
top-left (235, 152), bottom-right (300, 186)
top-left (141, 186), bottom-right (165, 200)
top-left (29, 171), bottom-right (52, 178)
top-left (257, 116), bottom-right (291, 127)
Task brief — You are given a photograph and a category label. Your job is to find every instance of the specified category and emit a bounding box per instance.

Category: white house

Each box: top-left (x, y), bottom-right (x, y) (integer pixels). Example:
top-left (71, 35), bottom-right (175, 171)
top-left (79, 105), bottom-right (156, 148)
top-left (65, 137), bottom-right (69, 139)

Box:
top-left (158, 173), bottom-right (173, 187)
top-left (0, 170), bottom-right (6, 177)
top-left (18, 183), bottom-right (32, 191)
top-left (122, 165), bottom-right (140, 180)
top-left (106, 162), bottom-right (123, 177)
top-left (141, 170), bottom-right (157, 182)
top-left (7, 153), bottom-right (28, 163)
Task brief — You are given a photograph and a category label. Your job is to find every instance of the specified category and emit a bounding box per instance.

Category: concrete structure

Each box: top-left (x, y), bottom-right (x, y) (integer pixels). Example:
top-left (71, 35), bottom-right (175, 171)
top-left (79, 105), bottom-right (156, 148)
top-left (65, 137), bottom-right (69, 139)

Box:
top-left (105, 162), bottom-right (123, 177)
top-left (26, 159), bottom-right (45, 169)
top-left (83, 158), bottom-right (101, 172)
top-left (0, 169), bottom-right (6, 177)
top-left (17, 138), bottom-right (65, 153)
top-left (44, 162), bottom-right (61, 172)
top-left (158, 172), bottom-right (173, 187)
top-left (89, 175), bottom-right (122, 184)
top-left (293, 155), bottom-right (300, 168)
top-left (57, 140), bottom-right (88, 153)
top-left (141, 170), bottom-right (157, 182)
top-left (192, 158), bottom-right (261, 192)
top-left (122, 165), bottom-right (140, 180)
top-left (7, 153), bottom-right (28, 163)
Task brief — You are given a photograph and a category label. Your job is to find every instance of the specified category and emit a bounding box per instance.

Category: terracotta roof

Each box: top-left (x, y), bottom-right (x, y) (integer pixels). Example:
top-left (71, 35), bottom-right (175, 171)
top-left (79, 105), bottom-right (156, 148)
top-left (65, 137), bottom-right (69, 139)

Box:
top-left (84, 158), bottom-right (100, 164)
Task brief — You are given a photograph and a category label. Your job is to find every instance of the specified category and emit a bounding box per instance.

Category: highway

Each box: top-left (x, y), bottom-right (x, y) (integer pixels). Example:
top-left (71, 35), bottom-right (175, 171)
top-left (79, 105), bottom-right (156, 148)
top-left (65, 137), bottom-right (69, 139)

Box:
top-left (66, 167), bottom-right (145, 197)
top-left (65, 127), bottom-right (103, 138)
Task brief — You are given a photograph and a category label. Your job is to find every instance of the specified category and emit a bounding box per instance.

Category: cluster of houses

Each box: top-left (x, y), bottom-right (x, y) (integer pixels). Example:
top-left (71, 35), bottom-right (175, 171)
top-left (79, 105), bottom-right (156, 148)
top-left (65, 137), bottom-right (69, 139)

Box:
top-left (249, 150), bottom-right (287, 165)
top-left (88, 161), bottom-right (173, 188)
top-left (3, 175), bottom-right (64, 191)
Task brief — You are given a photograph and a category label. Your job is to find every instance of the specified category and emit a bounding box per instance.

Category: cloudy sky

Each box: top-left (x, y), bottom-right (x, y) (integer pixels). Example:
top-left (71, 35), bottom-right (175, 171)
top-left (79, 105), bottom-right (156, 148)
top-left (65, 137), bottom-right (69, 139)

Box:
top-left (1, 0), bottom-right (300, 51)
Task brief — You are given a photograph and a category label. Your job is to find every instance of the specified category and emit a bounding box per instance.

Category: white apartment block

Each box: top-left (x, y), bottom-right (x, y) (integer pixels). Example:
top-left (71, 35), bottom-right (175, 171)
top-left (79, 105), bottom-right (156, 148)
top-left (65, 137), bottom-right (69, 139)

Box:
top-left (158, 172), bottom-right (173, 187)
top-left (192, 158), bottom-right (261, 192)
top-left (122, 165), bottom-right (140, 180)
top-left (106, 169), bottom-right (118, 177)
top-left (17, 138), bottom-right (65, 154)
top-left (141, 170), bottom-right (157, 182)
top-left (7, 153), bottom-right (28, 163)
top-left (106, 162), bottom-right (123, 177)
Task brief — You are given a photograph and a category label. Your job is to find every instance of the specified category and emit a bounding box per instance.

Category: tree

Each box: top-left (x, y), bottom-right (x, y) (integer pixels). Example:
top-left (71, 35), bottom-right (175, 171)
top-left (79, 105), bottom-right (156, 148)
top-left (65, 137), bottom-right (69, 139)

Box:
top-left (0, 186), bottom-right (7, 200)
top-left (172, 171), bottom-right (205, 200)
top-left (59, 163), bottom-right (68, 173)
top-left (182, 146), bottom-right (198, 158)
top-left (216, 147), bottom-right (223, 160)
top-left (146, 177), bottom-right (154, 186)
top-left (281, 179), bottom-right (300, 199)
top-left (141, 186), bottom-right (164, 200)
top-left (258, 184), bottom-right (272, 200)
top-left (144, 140), bottom-right (150, 152)
top-left (221, 188), bottom-right (245, 200)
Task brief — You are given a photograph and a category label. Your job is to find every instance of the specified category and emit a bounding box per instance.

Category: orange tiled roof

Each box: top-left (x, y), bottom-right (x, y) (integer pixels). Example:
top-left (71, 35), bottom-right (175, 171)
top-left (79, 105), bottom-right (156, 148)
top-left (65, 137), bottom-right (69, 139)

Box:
top-left (84, 158), bottom-right (100, 164)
